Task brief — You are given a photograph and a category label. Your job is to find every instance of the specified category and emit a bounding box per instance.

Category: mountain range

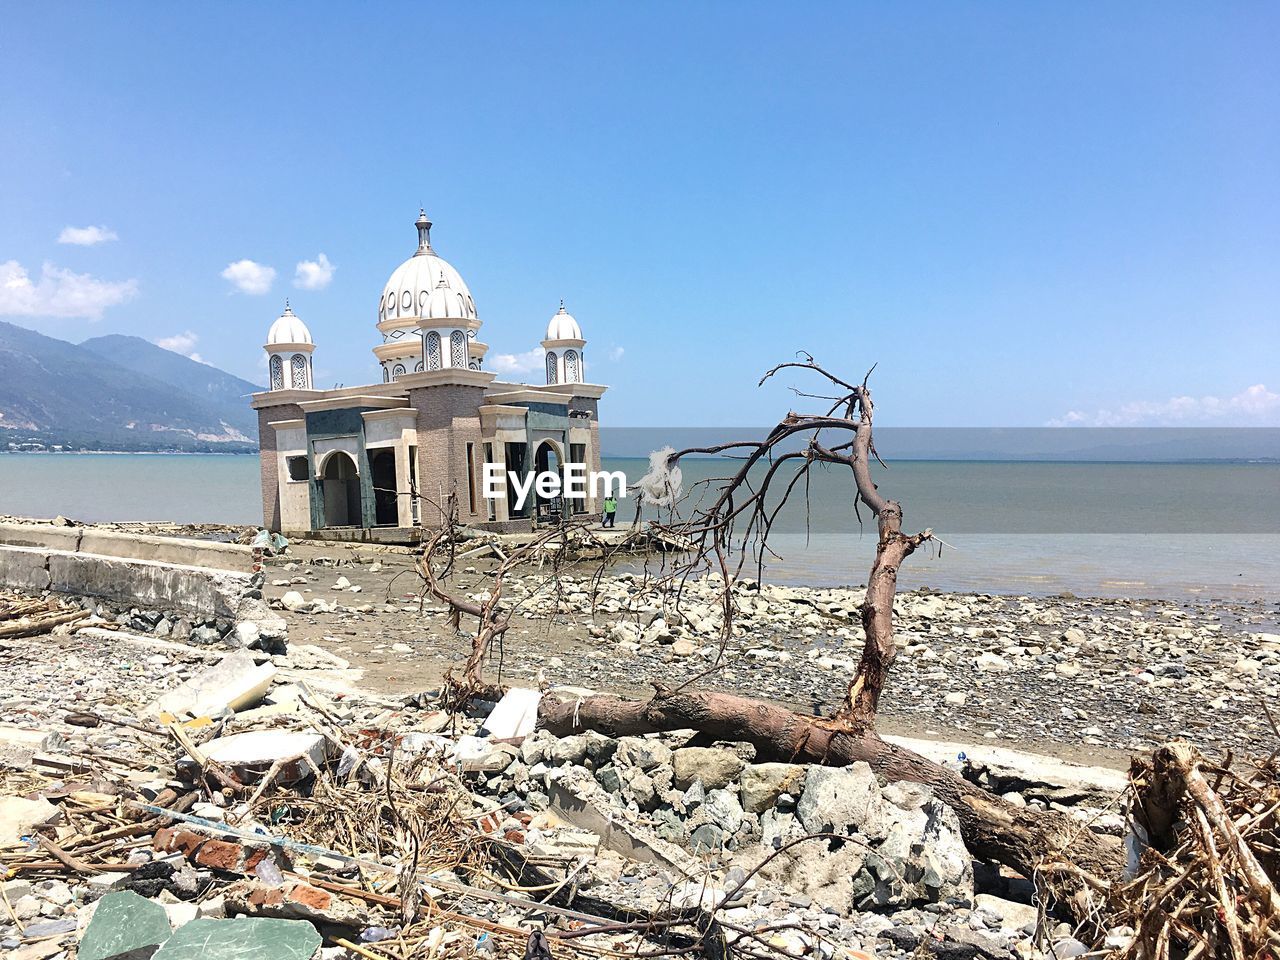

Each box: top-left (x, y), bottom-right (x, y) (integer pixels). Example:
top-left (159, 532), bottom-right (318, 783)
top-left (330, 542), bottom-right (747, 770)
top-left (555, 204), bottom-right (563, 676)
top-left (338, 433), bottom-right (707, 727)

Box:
top-left (0, 320), bottom-right (262, 452)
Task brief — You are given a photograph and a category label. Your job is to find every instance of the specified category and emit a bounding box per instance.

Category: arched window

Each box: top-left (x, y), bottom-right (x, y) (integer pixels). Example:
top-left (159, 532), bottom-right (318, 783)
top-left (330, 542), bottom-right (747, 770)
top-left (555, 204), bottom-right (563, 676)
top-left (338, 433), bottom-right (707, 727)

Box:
top-left (414, 361), bottom-right (424, 373)
top-left (469, 360), bottom-right (480, 371)
top-left (450, 330), bottom-right (466, 367)
top-left (269, 354), bottom-right (284, 390)
top-left (391, 363), bottom-right (406, 378)
top-left (290, 354), bottom-right (308, 389)
top-left (564, 349), bottom-right (579, 383)
top-left (382, 365), bottom-right (390, 383)
top-left (545, 351), bottom-right (558, 385)
top-left (425, 332), bottom-right (442, 370)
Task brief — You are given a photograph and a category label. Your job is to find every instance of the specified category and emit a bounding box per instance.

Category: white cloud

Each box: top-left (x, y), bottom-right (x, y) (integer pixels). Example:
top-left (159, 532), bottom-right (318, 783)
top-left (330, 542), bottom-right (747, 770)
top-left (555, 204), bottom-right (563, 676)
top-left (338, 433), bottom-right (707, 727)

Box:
top-left (489, 348), bottom-right (545, 376)
top-left (57, 225), bottom-right (118, 246)
top-left (154, 330), bottom-right (206, 363)
top-left (1048, 384), bottom-right (1280, 427)
top-left (221, 259), bottom-right (276, 295)
top-left (0, 259), bottom-right (137, 320)
top-left (609, 345), bottom-right (625, 362)
top-left (294, 253), bottom-right (335, 290)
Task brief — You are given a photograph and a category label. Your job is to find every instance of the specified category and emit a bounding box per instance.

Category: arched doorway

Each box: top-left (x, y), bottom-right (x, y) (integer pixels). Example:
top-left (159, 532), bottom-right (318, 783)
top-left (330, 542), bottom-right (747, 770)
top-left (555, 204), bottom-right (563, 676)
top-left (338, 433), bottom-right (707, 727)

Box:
top-left (532, 440), bottom-right (564, 522)
top-left (320, 451), bottom-right (362, 528)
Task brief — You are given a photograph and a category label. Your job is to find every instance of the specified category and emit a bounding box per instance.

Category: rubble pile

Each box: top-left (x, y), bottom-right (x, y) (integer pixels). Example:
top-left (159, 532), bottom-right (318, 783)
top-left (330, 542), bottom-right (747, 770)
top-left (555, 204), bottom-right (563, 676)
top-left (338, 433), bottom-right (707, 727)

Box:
top-left (3, 590), bottom-right (1149, 960)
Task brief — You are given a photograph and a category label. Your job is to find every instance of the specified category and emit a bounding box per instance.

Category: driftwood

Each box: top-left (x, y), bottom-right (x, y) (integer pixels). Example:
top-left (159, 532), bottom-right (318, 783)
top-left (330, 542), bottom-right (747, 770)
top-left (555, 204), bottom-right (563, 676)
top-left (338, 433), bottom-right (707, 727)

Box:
top-left (1119, 741), bottom-right (1280, 958)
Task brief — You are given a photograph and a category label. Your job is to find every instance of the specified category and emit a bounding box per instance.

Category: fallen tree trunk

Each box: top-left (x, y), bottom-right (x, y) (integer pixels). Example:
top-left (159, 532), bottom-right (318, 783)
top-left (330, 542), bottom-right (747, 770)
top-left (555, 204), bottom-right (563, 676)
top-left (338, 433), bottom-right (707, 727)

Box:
top-left (539, 688), bottom-right (1122, 897)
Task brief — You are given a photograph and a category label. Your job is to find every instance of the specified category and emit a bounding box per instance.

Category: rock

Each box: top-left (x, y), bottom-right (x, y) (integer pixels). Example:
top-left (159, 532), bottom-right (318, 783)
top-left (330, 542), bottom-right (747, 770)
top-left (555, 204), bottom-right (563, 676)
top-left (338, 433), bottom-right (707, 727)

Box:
top-left (673, 747), bottom-right (746, 790)
top-left (863, 783), bottom-right (973, 908)
top-left (702, 788), bottom-right (744, 834)
top-left (614, 737), bottom-right (672, 772)
top-left (796, 762), bottom-right (887, 839)
top-left (975, 893), bottom-right (1038, 931)
top-left (975, 652), bottom-right (1011, 672)
top-left (608, 623), bottom-right (640, 645)
top-left (670, 638), bottom-right (698, 656)
top-left (739, 762), bottom-right (806, 814)
top-left (279, 592), bottom-right (307, 612)
top-left (151, 917), bottom-right (321, 959)
top-left (332, 576), bottom-right (351, 590)
top-left (548, 735), bottom-right (590, 766)
top-left (234, 621), bottom-right (262, 648)
top-left (78, 890), bottom-right (173, 960)
top-left (944, 692), bottom-right (968, 706)
top-left (689, 823), bottom-right (723, 853)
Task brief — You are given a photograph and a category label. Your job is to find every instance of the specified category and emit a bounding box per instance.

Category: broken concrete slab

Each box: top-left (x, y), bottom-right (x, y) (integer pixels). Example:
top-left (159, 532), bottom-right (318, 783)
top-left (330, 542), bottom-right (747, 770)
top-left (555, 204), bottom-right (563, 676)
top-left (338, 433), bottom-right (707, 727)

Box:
top-left (0, 545), bottom-right (53, 591)
top-left (480, 687), bottom-right (541, 741)
top-left (78, 529), bottom-right (249, 572)
top-left (150, 652), bottom-right (277, 720)
top-left (1, 795), bottom-right (63, 846)
top-left (223, 877), bottom-right (364, 926)
top-left (77, 890), bottom-right (172, 960)
top-left (547, 766), bottom-right (699, 876)
top-left (186, 731), bottom-right (331, 784)
top-left (0, 521), bottom-right (82, 552)
top-left (151, 917), bottom-right (321, 960)
top-left (47, 551), bottom-right (251, 619)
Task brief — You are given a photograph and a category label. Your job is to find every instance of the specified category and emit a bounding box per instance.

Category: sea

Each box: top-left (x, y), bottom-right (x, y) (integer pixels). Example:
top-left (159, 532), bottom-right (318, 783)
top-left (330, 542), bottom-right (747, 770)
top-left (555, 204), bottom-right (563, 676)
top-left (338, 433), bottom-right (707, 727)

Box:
top-left (1, 453), bottom-right (1277, 602)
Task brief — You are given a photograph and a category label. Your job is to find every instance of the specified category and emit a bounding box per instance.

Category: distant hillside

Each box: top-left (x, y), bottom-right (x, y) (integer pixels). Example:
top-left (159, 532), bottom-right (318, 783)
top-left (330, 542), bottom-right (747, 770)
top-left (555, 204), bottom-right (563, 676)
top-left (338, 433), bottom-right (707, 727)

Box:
top-left (0, 321), bottom-right (258, 452)
top-left (80, 334), bottom-right (262, 440)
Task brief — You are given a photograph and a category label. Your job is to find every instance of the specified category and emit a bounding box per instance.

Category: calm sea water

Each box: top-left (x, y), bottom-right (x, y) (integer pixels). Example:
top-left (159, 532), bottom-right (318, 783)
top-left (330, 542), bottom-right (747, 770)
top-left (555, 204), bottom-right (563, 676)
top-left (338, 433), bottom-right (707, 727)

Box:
top-left (1, 453), bottom-right (1276, 601)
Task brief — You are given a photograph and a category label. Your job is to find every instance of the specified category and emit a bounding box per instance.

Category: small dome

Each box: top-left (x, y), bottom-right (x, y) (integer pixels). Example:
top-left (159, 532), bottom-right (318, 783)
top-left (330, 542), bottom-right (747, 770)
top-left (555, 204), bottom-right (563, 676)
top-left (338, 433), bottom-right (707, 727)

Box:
top-left (267, 303), bottom-right (312, 345)
top-left (378, 211), bottom-right (479, 325)
top-left (545, 302), bottom-right (582, 341)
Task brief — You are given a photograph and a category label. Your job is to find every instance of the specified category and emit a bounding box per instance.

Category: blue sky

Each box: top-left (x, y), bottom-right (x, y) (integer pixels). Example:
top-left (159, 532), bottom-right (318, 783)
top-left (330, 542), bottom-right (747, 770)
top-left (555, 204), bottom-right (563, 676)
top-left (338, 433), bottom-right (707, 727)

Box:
top-left (1, 3), bottom-right (1277, 427)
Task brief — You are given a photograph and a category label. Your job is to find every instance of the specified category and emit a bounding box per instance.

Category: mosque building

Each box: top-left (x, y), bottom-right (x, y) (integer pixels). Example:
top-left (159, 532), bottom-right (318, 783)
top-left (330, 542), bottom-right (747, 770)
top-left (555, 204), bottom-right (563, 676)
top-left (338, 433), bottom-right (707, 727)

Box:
top-left (250, 209), bottom-right (607, 538)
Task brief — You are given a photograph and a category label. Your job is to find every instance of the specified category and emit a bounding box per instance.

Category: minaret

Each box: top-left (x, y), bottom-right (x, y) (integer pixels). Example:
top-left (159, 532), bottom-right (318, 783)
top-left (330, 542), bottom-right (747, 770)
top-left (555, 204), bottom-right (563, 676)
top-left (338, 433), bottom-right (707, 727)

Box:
top-left (541, 300), bottom-right (586, 385)
top-left (264, 300), bottom-right (316, 390)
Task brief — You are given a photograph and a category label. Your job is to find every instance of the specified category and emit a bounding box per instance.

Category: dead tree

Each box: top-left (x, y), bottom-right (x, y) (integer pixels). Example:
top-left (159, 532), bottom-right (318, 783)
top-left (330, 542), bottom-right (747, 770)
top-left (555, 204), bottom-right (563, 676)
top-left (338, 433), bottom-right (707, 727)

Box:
top-left (429, 357), bottom-right (1124, 916)
top-left (416, 496), bottom-right (619, 708)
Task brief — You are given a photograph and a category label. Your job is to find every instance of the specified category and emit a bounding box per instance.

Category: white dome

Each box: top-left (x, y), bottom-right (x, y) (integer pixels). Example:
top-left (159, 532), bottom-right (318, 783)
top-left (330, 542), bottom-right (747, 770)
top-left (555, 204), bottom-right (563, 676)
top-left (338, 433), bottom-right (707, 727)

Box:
top-left (378, 211), bottom-right (479, 325)
top-left (267, 304), bottom-right (312, 345)
top-left (545, 302), bottom-right (582, 341)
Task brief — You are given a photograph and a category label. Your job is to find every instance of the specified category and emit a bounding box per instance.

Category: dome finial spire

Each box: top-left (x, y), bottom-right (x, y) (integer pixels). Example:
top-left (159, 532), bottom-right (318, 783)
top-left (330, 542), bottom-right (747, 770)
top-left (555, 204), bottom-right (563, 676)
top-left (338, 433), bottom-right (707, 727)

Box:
top-left (284, 297), bottom-right (291, 312)
top-left (415, 208), bottom-right (433, 255)
top-left (559, 298), bottom-right (565, 312)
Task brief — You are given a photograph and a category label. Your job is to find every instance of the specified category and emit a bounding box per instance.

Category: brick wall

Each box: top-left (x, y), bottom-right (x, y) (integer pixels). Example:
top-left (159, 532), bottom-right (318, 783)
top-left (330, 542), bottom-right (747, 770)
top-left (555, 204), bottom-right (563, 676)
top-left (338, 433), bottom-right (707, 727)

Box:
top-left (256, 402), bottom-right (304, 532)
top-left (406, 383), bottom-right (488, 528)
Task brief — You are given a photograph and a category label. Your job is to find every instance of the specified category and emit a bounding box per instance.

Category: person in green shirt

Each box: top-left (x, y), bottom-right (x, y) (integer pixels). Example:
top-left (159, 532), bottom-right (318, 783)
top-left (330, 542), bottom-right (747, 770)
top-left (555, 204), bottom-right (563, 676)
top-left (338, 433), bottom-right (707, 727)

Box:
top-left (602, 495), bottom-right (618, 528)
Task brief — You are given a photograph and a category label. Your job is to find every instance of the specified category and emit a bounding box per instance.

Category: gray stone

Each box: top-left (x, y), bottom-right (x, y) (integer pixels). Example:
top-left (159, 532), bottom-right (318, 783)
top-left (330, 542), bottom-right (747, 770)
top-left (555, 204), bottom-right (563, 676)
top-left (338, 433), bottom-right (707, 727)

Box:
top-left (739, 762), bottom-right (806, 814)
top-left (689, 823), bottom-right (723, 853)
top-left (78, 890), bottom-right (172, 960)
top-left (614, 736), bottom-right (672, 772)
top-left (548, 735), bottom-right (589, 765)
top-left (796, 762), bottom-right (887, 839)
top-left (152, 918), bottom-right (321, 960)
top-left (672, 747), bottom-right (745, 790)
top-left (702, 788), bottom-right (745, 834)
